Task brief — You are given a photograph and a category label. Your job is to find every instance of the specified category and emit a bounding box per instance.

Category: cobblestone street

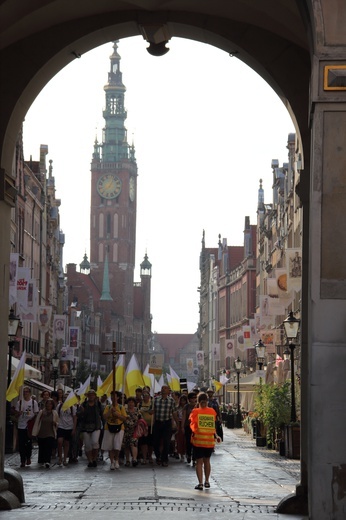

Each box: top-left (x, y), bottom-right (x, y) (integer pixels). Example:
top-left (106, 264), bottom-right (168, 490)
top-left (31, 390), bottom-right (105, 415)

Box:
top-left (3, 428), bottom-right (307, 519)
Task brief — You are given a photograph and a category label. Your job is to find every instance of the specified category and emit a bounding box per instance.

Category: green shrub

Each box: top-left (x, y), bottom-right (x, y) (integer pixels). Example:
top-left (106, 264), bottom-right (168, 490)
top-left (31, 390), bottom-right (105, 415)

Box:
top-left (254, 381), bottom-right (291, 448)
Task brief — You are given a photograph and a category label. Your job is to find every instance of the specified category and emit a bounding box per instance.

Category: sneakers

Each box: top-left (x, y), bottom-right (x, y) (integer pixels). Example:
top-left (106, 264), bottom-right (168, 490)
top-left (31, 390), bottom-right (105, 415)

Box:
top-left (114, 461), bottom-right (120, 469)
top-left (110, 462), bottom-right (115, 471)
top-left (45, 463), bottom-right (50, 469)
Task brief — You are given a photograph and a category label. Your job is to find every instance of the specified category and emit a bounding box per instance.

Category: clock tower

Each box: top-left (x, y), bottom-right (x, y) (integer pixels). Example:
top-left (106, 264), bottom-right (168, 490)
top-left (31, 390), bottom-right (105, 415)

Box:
top-left (90, 41), bottom-right (137, 325)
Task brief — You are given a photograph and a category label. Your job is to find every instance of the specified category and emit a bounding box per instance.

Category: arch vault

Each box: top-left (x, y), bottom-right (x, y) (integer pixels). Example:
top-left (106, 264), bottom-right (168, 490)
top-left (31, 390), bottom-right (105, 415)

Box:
top-left (1, 2), bottom-right (346, 518)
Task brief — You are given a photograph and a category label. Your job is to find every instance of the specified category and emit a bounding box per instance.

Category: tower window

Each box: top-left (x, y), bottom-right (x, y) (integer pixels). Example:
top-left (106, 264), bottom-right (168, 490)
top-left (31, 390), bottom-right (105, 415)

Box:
top-left (106, 213), bottom-right (111, 236)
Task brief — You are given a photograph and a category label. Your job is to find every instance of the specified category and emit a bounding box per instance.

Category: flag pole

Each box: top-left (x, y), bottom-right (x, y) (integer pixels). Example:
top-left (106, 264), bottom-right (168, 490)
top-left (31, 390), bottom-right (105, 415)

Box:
top-left (102, 341), bottom-right (126, 395)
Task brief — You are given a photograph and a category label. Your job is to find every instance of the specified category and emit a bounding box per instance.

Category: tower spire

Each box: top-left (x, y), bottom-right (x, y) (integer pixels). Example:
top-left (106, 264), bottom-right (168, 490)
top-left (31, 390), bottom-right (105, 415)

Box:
top-left (102, 40), bottom-right (131, 163)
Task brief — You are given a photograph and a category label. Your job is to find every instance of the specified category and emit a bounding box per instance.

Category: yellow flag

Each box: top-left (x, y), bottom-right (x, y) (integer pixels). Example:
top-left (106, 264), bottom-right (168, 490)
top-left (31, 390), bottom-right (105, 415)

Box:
top-left (125, 354), bottom-right (144, 397)
top-left (115, 354), bottom-right (125, 392)
top-left (214, 381), bottom-right (223, 392)
top-left (143, 364), bottom-right (154, 393)
top-left (76, 375), bottom-right (91, 399)
top-left (96, 370), bottom-right (114, 397)
top-left (6, 352), bottom-right (26, 402)
top-left (169, 365), bottom-right (181, 391)
top-left (61, 389), bottom-right (78, 411)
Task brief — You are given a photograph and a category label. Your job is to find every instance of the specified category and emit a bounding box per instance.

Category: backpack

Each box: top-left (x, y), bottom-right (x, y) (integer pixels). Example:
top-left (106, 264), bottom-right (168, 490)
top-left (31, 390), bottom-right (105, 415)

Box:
top-left (133, 418), bottom-right (148, 439)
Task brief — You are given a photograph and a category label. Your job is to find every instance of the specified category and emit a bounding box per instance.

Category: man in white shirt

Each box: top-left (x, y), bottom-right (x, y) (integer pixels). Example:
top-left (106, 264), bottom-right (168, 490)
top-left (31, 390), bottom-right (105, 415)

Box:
top-left (15, 386), bottom-right (39, 467)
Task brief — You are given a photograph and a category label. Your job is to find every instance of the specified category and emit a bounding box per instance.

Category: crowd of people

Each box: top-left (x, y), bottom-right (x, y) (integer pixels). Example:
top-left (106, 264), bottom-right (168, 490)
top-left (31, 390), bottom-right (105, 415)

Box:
top-left (13, 383), bottom-right (223, 489)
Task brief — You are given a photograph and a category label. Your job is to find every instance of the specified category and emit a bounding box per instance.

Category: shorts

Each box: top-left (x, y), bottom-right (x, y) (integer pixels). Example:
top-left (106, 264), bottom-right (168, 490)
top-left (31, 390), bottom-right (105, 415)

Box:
top-left (101, 429), bottom-right (124, 451)
top-left (192, 446), bottom-right (214, 460)
top-left (57, 428), bottom-right (73, 441)
top-left (83, 430), bottom-right (100, 451)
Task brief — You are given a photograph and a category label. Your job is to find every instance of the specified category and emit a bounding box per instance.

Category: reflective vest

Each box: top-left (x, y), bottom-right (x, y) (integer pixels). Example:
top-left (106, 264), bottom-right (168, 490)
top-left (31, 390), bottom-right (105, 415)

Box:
top-left (190, 407), bottom-right (216, 448)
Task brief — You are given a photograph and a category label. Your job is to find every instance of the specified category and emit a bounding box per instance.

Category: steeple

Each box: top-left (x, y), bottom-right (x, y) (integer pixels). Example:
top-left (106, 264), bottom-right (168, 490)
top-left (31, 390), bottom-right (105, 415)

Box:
top-left (101, 40), bottom-right (131, 163)
top-left (140, 252), bottom-right (152, 277)
top-left (80, 252), bottom-right (90, 273)
top-left (257, 178), bottom-right (265, 227)
top-left (258, 178), bottom-right (264, 210)
top-left (100, 247), bottom-right (113, 301)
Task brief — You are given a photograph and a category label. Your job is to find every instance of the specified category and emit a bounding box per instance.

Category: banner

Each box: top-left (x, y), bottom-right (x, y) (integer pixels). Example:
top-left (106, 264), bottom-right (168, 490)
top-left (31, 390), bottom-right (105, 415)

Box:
top-left (53, 315), bottom-right (67, 342)
top-left (59, 359), bottom-right (70, 376)
top-left (17, 267), bottom-right (38, 323)
top-left (148, 353), bottom-right (164, 375)
top-left (259, 296), bottom-right (274, 328)
top-left (69, 326), bottom-right (80, 348)
top-left (225, 339), bottom-right (235, 355)
top-left (19, 277), bottom-right (38, 324)
top-left (236, 330), bottom-right (245, 352)
top-left (196, 350), bottom-right (204, 366)
top-left (243, 325), bottom-right (252, 349)
top-left (212, 343), bottom-right (220, 361)
top-left (249, 319), bottom-right (259, 342)
top-left (186, 358), bottom-right (194, 375)
top-left (261, 330), bottom-right (276, 354)
top-left (38, 306), bottom-right (52, 334)
top-left (286, 248), bottom-right (302, 292)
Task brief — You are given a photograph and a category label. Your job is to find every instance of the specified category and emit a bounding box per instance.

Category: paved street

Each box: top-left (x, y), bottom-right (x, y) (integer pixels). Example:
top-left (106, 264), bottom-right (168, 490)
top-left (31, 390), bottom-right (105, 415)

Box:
top-left (3, 428), bottom-right (307, 519)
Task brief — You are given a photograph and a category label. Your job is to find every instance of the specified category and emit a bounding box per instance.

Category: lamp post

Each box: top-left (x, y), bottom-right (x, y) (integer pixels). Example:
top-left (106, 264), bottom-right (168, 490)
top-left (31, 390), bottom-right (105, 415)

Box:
top-left (6, 308), bottom-right (21, 453)
top-left (255, 339), bottom-right (266, 371)
top-left (235, 357), bottom-right (242, 428)
top-left (283, 311), bottom-right (300, 423)
top-left (51, 353), bottom-right (59, 391)
top-left (71, 365), bottom-right (77, 390)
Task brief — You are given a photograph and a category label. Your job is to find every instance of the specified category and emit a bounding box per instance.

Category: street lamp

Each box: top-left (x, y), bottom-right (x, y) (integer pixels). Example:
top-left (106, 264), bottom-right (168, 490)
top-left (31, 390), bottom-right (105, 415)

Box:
top-left (6, 308), bottom-right (20, 453)
top-left (51, 353), bottom-right (59, 391)
top-left (71, 365), bottom-right (77, 389)
top-left (255, 339), bottom-right (266, 370)
top-left (235, 357), bottom-right (242, 428)
top-left (283, 311), bottom-right (300, 423)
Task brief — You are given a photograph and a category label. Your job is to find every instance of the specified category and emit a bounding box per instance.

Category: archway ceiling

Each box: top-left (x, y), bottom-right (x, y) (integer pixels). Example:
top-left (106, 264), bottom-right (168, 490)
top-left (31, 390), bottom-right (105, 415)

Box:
top-left (0, 0), bottom-right (311, 167)
top-left (1, 0), bottom-right (308, 51)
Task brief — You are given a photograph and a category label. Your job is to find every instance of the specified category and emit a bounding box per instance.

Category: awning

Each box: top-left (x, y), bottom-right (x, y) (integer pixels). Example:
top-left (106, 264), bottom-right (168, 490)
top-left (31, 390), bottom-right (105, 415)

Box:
top-left (226, 372), bottom-right (262, 393)
top-left (9, 355), bottom-right (42, 380)
top-left (25, 379), bottom-right (54, 394)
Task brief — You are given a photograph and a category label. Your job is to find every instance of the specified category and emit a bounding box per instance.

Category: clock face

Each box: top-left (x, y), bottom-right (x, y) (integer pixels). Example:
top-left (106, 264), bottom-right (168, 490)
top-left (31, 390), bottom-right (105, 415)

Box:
top-left (129, 177), bottom-right (135, 201)
top-left (97, 174), bottom-right (122, 199)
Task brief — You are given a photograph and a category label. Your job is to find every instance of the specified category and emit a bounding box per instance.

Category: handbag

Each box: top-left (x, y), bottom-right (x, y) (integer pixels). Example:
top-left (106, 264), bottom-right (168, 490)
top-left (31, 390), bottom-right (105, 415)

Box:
top-left (133, 418), bottom-right (148, 439)
top-left (107, 422), bottom-right (122, 434)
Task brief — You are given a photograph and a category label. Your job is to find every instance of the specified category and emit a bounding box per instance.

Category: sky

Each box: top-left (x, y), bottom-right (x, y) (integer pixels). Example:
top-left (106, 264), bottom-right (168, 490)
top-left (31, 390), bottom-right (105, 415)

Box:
top-left (23, 36), bottom-right (294, 334)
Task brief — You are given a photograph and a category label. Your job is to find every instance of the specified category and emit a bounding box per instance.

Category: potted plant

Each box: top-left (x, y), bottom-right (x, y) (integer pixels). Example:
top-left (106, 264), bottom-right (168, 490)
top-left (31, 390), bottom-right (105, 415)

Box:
top-left (254, 381), bottom-right (291, 449)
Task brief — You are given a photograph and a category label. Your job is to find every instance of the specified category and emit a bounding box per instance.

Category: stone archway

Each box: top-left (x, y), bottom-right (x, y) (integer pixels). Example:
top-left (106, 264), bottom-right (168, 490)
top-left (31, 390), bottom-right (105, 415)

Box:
top-left (1, 2), bottom-right (346, 518)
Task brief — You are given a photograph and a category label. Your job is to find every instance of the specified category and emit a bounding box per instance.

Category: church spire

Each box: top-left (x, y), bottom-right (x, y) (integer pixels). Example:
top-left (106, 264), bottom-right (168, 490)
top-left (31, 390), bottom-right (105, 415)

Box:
top-left (102, 40), bottom-right (131, 163)
top-left (100, 247), bottom-right (113, 301)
